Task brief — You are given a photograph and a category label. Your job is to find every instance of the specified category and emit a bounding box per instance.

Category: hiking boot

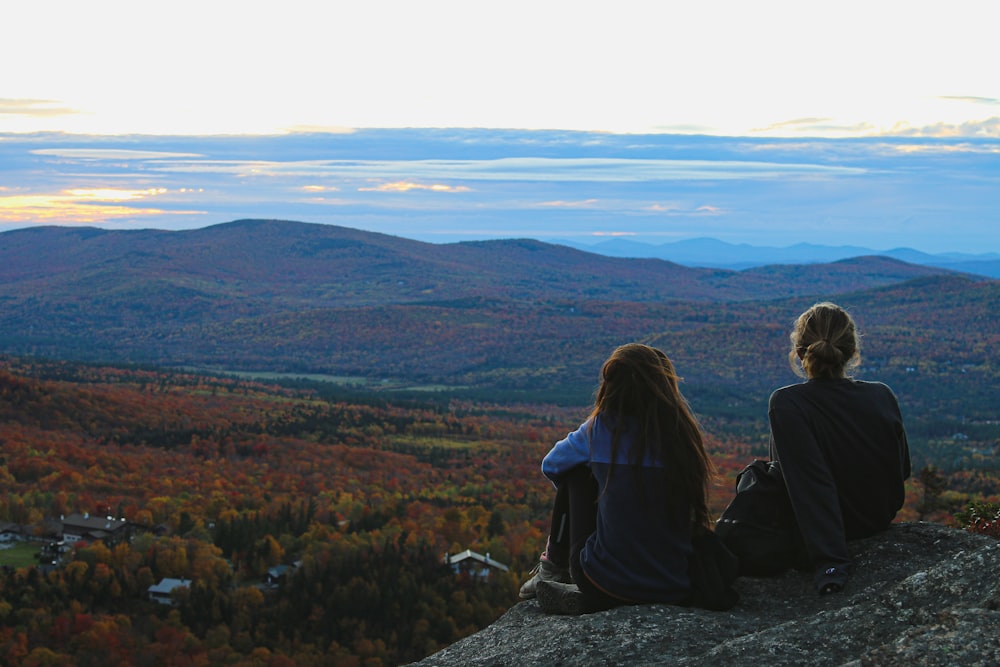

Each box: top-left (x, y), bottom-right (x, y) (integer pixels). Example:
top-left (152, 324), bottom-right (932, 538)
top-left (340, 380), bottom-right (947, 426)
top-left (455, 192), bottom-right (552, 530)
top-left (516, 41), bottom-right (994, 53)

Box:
top-left (518, 558), bottom-right (572, 600)
top-left (536, 580), bottom-right (584, 615)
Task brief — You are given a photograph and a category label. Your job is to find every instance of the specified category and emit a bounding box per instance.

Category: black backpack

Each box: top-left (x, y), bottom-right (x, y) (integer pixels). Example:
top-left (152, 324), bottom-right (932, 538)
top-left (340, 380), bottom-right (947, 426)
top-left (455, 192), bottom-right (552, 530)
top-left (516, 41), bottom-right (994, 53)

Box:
top-left (687, 527), bottom-right (741, 610)
top-left (715, 460), bottom-right (807, 576)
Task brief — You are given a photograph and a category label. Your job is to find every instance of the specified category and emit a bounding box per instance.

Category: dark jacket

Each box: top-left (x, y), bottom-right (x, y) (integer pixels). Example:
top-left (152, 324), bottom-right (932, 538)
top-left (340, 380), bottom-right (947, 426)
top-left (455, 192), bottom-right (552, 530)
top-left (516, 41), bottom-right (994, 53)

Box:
top-left (542, 415), bottom-right (692, 603)
top-left (769, 378), bottom-right (911, 591)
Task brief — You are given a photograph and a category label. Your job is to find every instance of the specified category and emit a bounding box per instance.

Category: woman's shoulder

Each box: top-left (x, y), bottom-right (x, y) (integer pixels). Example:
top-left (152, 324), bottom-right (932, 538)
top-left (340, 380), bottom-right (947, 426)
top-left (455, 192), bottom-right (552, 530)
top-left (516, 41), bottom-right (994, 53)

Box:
top-left (592, 412), bottom-right (637, 434)
top-left (848, 379), bottom-right (899, 399)
top-left (768, 381), bottom-right (807, 404)
top-left (770, 378), bottom-right (895, 402)
top-left (852, 380), bottom-right (903, 410)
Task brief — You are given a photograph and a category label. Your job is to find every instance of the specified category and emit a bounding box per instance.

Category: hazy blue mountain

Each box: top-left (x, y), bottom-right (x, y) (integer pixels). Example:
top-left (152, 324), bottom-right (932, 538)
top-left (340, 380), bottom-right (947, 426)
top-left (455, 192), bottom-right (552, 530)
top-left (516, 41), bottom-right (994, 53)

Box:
top-left (1, 220), bottom-right (961, 310)
top-left (0, 219), bottom-right (996, 401)
top-left (558, 237), bottom-right (1000, 277)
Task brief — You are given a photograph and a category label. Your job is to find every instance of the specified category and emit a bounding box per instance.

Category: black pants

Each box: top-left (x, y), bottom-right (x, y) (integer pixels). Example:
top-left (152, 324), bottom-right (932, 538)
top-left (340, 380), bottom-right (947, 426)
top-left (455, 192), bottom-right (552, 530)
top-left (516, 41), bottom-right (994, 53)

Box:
top-left (543, 466), bottom-right (628, 613)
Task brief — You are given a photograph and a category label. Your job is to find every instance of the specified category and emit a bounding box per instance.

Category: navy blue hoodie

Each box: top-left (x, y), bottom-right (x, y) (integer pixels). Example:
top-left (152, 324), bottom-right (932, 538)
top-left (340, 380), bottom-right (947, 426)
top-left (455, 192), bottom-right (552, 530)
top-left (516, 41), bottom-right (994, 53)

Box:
top-left (542, 415), bottom-right (692, 603)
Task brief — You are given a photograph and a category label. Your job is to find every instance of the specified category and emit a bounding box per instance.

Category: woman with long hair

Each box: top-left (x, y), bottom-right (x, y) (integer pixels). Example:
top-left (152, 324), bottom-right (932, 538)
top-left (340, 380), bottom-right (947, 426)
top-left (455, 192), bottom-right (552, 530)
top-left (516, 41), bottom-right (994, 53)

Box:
top-left (519, 343), bottom-right (716, 614)
top-left (769, 302), bottom-right (911, 594)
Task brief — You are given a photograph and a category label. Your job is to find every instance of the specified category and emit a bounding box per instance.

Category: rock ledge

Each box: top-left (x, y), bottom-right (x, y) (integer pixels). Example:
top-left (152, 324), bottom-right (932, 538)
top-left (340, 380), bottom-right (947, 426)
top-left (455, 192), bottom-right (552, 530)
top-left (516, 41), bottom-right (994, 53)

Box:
top-left (410, 523), bottom-right (1000, 666)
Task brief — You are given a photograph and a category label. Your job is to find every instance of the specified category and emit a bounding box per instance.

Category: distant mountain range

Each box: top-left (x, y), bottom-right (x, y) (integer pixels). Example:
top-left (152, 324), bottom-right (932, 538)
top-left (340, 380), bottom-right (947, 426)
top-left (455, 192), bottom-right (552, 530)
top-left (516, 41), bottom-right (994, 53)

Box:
top-left (558, 237), bottom-right (1000, 278)
top-left (0, 219), bottom-right (970, 309)
top-left (1, 219), bottom-right (996, 400)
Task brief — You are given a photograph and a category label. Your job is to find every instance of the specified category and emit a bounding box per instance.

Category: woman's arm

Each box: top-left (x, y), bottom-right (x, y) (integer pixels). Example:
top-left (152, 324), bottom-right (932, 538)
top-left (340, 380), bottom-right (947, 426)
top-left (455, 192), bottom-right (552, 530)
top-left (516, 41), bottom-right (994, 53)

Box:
top-left (768, 392), bottom-right (851, 593)
top-left (541, 419), bottom-right (593, 485)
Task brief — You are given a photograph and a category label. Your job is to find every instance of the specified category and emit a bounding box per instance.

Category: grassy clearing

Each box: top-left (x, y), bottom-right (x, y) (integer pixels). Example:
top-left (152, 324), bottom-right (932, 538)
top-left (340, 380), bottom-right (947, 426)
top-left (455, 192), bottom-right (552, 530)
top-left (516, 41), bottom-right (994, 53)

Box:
top-left (0, 541), bottom-right (43, 568)
top-left (178, 366), bottom-right (467, 393)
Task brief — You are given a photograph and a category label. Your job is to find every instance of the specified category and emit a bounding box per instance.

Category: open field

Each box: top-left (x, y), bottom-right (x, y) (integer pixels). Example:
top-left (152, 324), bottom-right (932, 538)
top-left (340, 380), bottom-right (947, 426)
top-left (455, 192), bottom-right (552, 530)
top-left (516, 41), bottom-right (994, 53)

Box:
top-left (0, 541), bottom-right (44, 568)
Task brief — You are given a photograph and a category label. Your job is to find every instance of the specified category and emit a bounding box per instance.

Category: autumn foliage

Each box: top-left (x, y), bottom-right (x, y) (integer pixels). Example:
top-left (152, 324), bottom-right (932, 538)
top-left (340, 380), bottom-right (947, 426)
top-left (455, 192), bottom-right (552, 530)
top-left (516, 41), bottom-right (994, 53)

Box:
top-left (0, 358), bottom-right (583, 665)
top-left (0, 355), bottom-right (997, 665)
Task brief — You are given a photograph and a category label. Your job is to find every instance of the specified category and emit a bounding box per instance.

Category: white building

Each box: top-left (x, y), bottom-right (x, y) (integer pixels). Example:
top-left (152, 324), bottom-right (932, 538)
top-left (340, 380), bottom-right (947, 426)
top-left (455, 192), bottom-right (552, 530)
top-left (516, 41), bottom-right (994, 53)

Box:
top-left (444, 549), bottom-right (510, 579)
top-left (147, 578), bottom-right (192, 605)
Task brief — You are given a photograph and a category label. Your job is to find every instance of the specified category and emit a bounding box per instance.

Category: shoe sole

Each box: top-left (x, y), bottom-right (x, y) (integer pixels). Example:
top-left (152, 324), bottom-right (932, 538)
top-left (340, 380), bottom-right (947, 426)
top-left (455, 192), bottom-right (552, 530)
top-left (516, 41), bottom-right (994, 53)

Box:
top-left (519, 568), bottom-right (573, 600)
top-left (536, 581), bottom-right (583, 615)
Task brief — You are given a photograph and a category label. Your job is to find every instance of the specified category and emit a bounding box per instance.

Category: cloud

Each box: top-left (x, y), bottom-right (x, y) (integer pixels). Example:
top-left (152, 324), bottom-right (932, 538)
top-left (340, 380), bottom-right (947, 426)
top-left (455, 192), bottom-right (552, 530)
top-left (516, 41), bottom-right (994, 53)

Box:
top-left (756, 117), bottom-right (833, 131)
top-left (643, 203), bottom-right (725, 216)
top-left (881, 142), bottom-right (1000, 155)
top-left (357, 181), bottom-right (471, 193)
top-left (33, 148), bottom-right (203, 160)
top-left (885, 117), bottom-right (1000, 138)
top-left (0, 98), bottom-right (78, 118)
top-left (286, 125), bottom-right (357, 135)
top-left (752, 118), bottom-right (880, 137)
top-left (131, 153), bottom-right (866, 184)
top-left (538, 199), bottom-right (600, 208)
top-left (651, 123), bottom-right (719, 134)
top-left (468, 157), bottom-right (855, 182)
top-left (3, 128), bottom-right (996, 253)
top-left (405, 158), bottom-right (845, 181)
top-left (644, 203), bottom-right (683, 213)
top-left (938, 96), bottom-right (1000, 105)
top-left (64, 187), bottom-right (168, 201)
top-left (0, 188), bottom-right (200, 223)
top-left (304, 198), bottom-right (353, 206)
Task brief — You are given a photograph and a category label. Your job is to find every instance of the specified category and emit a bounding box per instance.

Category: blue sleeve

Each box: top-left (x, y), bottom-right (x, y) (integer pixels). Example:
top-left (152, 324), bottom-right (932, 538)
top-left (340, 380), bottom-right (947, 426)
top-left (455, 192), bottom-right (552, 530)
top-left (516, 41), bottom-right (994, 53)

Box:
top-left (541, 419), bottom-right (592, 484)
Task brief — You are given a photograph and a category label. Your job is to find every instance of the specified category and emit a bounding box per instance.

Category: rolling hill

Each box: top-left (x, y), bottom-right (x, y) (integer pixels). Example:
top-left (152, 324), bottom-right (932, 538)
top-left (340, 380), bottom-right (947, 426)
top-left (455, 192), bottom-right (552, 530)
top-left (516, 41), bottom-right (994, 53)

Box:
top-left (0, 219), bottom-right (995, 406)
top-left (0, 219), bottom-right (996, 665)
top-left (0, 218), bottom-right (963, 308)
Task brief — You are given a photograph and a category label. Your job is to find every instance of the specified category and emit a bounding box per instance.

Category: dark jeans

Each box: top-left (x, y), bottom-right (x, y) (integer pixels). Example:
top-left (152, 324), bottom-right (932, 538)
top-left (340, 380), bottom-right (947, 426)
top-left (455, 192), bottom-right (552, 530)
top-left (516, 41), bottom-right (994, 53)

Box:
top-left (543, 466), bottom-right (628, 613)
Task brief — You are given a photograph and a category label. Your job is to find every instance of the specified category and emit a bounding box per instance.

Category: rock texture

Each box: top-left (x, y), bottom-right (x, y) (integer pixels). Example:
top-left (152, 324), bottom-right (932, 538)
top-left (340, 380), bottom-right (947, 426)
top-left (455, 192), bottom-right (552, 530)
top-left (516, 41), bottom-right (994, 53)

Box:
top-left (409, 523), bottom-right (1000, 666)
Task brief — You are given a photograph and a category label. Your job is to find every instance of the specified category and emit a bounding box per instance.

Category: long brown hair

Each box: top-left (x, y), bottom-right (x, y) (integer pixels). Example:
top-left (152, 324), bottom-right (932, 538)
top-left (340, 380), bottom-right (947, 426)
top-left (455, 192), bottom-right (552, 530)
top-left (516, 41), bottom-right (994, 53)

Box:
top-left (590, 343), bottom-right (715, 529)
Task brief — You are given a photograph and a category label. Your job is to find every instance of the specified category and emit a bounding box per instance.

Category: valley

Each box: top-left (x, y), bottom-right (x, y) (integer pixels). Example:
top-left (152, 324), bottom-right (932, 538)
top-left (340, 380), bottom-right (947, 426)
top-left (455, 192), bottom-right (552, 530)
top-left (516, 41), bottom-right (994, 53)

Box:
top-left (0, 219), bottom-right (997, 665)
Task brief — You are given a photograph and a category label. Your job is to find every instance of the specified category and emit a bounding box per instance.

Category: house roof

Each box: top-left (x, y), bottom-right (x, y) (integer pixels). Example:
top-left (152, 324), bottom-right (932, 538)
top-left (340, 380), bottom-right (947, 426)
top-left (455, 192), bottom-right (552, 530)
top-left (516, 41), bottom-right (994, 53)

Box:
top-left (147, 578), bottom-right (192, 595)
top-left (445, 549), bottom-right (510, 572)
top-left (61, 513), bottom-right (128, 533)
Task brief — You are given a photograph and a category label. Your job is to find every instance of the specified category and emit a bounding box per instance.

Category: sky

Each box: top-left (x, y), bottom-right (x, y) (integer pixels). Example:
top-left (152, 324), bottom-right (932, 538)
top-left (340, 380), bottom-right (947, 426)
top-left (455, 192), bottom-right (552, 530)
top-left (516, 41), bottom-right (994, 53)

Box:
top-left (2, 0), bottom-right (999, 254)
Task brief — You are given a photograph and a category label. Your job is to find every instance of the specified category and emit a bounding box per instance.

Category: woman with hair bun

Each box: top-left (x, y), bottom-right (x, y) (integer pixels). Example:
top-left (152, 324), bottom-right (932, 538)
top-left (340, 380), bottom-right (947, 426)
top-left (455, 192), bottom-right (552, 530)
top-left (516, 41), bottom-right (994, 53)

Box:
top-left (769, 302), bottom-right (911, 594)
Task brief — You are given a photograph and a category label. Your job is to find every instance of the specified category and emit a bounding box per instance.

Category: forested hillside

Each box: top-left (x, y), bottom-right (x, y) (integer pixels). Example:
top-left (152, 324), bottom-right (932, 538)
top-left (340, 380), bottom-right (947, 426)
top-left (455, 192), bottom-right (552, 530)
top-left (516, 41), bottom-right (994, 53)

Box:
top-left (0, 358), bottom-right (996, 665)
top-left (0, 220), bottom-right (997, 664)
top-left (0, 360), bottom-right (562, 664)
top-left (0, 220), bottom-right (956, 308)
top-left (0, 221), bottom-right (992, 403)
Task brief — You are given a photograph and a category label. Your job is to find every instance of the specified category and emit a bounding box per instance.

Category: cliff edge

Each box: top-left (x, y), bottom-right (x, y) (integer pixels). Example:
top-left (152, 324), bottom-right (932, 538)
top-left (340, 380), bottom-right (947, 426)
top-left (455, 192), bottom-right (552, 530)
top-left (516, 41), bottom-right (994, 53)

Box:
top-left (410, 523), bottom-right (1000, 666)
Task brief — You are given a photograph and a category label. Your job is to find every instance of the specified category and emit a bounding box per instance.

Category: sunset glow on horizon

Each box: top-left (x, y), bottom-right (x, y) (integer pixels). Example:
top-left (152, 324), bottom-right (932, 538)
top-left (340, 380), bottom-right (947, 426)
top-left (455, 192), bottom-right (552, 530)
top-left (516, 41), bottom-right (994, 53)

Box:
top-left (1, 1), bottom-right (998, 253)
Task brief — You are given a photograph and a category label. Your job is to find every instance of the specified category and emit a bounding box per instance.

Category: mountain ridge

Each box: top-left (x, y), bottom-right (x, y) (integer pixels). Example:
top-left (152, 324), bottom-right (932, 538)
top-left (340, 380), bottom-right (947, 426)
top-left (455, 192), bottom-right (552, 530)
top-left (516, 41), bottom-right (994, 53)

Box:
top-left (1, 219), bottom-right (995, 400)
top-left (560, 235), bottom-right (1000, 277)
top-left (0, 219), bottom-right (972, 307)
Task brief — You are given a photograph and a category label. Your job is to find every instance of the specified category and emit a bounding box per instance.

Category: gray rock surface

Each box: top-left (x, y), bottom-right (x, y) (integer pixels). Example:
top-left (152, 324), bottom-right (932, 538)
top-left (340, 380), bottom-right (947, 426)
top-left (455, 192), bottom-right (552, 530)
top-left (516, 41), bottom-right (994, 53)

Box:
top-left (409, 523), bottom-right (1000, 666)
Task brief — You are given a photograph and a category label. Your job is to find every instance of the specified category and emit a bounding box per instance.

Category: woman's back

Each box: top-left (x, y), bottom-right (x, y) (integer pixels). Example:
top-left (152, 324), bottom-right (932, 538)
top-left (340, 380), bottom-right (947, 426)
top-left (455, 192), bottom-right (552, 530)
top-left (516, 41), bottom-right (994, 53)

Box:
top-left (586, 414), bottom-right (693, 603)
top-left (534, 343), bottom-right (714, 611)
top-left (769, 378), bottom-right (910, 540)
top-left (767, 302), bottom-right (911, 593)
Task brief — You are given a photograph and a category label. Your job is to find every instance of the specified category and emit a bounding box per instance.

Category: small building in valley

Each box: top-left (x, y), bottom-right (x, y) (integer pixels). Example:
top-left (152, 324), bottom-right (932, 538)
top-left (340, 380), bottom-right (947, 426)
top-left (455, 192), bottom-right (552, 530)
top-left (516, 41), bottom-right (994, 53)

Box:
top-left (61, 513), bottom-right (129, 545)
top-left (445, 549), bottom-right (509, 580)
top-left (264, 564), bottom-right (295, 587)
top-left (0, 522), bottom-right (26, 542)
top-left (147, 578), bottom-right (192, 605)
